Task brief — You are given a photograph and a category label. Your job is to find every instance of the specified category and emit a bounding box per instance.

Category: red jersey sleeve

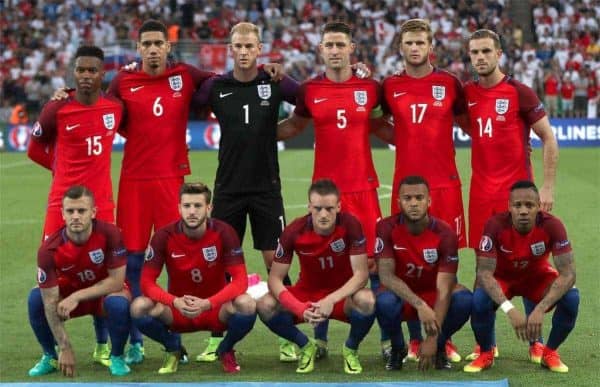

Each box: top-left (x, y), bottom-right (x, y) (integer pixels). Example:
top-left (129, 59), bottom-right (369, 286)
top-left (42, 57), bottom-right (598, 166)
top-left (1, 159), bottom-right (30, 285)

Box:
top-left (543, 215), bottom-right (573, 256)
top-left (207, 263), bottom-right (247, 310)
top-left (274, 217), bottom-right (305, 265)
top-left (215, 220), bottom-right (245, 266)
top-left (476, 216), bottom-right (503, 260)
top-left (27, 135), bottom-right (54, 170)
top-left (452, 76), bottom-right (467, 116)
top-left (37, 236), bottom-right (60, 288)
top-left (293, 82), bottom-right (311, 118)
top-left (513, 80), bottom-right (546, 126)
top-left (374, 216), bottom-right (395, 260)
top-left (32, 99), bottom-right (69, 143)
top-left (341, 213), bottom-right (367, 255)
top-left (435, 222), bottom-right (459, 274)
top-left (141, 229), bottom-right (175, 306)
top-left (182, 63), bottom-right (215, 89)
top-left (99, 222), bottom-right (127, 269)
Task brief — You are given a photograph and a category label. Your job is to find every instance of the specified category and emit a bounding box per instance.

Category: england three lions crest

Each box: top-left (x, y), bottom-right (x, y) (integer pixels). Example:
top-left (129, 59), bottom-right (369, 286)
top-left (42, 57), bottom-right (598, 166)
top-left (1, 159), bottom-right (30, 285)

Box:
top-left (257, 84), bottom-right (271, 100)
top-left (432, 85), bottom-right (445, 101)
top-left (169, 75), bottom-right (183, 91)
top-left (354, 90), bottom-right (367, 106)
top-left (495, 99), bottom-right (509, 114)
top-left (103, 113), bottom-right (115, 130)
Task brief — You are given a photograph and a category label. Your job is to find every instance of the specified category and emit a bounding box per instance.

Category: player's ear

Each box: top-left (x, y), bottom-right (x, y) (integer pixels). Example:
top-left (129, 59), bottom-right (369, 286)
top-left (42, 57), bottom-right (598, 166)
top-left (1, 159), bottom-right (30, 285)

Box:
top-left (350, 41), bottom-right (356, 53)
top-left (91, 206), bottom-right (97, 219)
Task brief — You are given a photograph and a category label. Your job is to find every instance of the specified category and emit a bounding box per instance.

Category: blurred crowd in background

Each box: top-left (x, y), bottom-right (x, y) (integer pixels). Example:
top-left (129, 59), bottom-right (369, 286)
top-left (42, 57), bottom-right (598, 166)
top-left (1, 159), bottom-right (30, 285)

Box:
top-left (2, 0), bottom-right (599, 123)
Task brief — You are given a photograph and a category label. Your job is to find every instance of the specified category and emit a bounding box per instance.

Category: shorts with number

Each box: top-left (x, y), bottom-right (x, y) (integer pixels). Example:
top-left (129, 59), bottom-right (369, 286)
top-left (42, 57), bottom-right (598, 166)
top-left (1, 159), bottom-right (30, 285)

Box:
top-left (168, 303), bottom-right (227, 333)
top-left (212, 190), bottom-right (284, 251)
top-left (43, 207), bottom-right (115, 241)
top-left (286, 285), bottom-right (348, 324)
top-left (341, 190), bottom-right (382, 257)
top-left (392, 185), bottom-right (466, 248)
top-left (496, 269), bottom-right (558, 305)
top-left (117, 177), bottom-right (183, 252)
top-left (468, 193), bottom-right (508, 249)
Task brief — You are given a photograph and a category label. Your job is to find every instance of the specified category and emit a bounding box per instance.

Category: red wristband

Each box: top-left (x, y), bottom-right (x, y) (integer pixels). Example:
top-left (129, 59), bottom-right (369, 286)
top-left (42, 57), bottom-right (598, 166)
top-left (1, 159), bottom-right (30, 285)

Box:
top-left (279, 290), bottom-right (309, 318)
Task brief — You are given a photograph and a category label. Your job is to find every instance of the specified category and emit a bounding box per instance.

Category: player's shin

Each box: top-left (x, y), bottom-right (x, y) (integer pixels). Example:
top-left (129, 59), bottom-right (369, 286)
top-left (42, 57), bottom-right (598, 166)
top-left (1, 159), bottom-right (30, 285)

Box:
top-left (132, 315), bottom-right (180, 352)
top-left (438, 289), bottom-right (473, 348)
top-left (218, 312), bottom-right (257, 354)
top-left (346, 309), bottom-right (376, 350)
top-left (546, 288), bottom-right (579, 350)
top-left (375, 291), bottom-right (405, 350)
top-left (103, 296), bottom-right (130, 357)
top-left (523, 298), bottom-right (544, 344)
top-left (261, 311), bottom-right (309, 348)
top-left (28, 288), bottom-right (57, 358)
top-left (126, 252), bottom-right (145, 346)
top-left (470, 288), bottom-right (496, 352)
top-left (93, 316), bottom-right (109, 344)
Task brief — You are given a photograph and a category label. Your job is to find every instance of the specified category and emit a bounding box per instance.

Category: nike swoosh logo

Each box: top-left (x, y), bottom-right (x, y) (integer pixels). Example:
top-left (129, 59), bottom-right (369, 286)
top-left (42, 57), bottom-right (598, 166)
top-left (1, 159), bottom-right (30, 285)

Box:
top-left (66, 124), bottom-right (80, 131)
top-left (345, 358), bottom-right (358, 372)
top-left (468, 101), bottom-right (477, 107)
top-left (219, 92), bottom-right (233, 98)
top-left (393, 92), bottom-right (406, 98)
top-left (314, 98), bottom-right (328, 104)
top-left (130, 86), bottom-right (144, 92)
top-left (500, 245), bottom-right (513, 253)
top-left (171, 253), bottom-right (185, 258)
top-left (393, 245), bottom-right (408, 250)
top-left (61, 265), bottom-right (75, 271)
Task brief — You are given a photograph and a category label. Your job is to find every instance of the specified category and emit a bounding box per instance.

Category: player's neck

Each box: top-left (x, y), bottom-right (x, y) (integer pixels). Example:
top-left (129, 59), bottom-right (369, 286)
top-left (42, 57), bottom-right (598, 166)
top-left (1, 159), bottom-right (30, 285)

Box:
top-left (142, 63), bottom-right (167, 77)
top-left (325, 66), bottom-right (352, 83)
top-left (233, 66), bottom-right (259, 82)
top-left (405, 215), bottom-right (429, 235)
top-left (75, 90), bottom-right (100, 106)
top-left (183, 222), bottom-right (207, 239)
top-left (405, 63), bottom-right (433, 78)
top-left (478, 69), bottom-right (505, 88)
top-left (66, 228), bottom-right (92, 245)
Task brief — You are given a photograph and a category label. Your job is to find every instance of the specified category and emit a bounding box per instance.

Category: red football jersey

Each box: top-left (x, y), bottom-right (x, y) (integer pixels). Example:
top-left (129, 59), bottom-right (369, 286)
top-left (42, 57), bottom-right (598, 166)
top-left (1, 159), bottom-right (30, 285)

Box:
top-left (37, 220), bottom-right (127, 296)
top-left (477, 212), bottom-right (571, 281)
top-left (109, 63), bottom-right (212, 179)
top-left (464, 76), bottom-right (546, 196)
top-left (31, 94), bottom-right (123, 210)
top-left (382, 69), bottom-right (465, 189)
top-left (375, 215), bottom-right (459, 293)
top-left (142, 218), bottom-right (245, 305)
top-left (294, 74), bottom-right (380, 192)
top-left (274, 212), bottom-right (367, 293)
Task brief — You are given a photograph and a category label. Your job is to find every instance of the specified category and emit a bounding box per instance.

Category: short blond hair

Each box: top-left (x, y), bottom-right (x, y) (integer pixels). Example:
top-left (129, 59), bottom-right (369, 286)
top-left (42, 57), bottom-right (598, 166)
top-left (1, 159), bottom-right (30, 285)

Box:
top-left (230, 22), bottom-right (261, 42)
top-left (400, 19), bottom-right (432, 43)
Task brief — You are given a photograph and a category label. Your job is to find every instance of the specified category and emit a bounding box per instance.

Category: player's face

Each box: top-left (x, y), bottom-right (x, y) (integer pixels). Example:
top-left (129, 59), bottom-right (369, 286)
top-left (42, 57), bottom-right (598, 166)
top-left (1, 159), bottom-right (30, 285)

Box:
top-left (319, 32), bottom-right (355, 71)
top-left (308, 192), bottom-right (340, 235)
top-left (400, 31), bottom-right (431, 67)
top-left (230, 32), bottom-right (262, 70)
top-left (399, 183), bottom-right (430, 222)
top-left (74, 56), bottom-right (104, 95)
top-left (179, 193), bottom-right (211, 230)
top-left (62, 196), bottom-right (96, 235)
top-left (509, 188), bottom-right (540, 234)
top-left (468, 38), bottom-right (501, 77)
top-left (137, 31), bottom-right (170, 69)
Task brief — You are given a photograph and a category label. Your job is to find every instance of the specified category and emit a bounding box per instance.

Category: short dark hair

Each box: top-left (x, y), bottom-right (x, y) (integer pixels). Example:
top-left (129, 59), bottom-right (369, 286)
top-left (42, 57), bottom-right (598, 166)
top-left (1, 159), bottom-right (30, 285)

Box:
top-left (308, 179), bottom-right (340, 199)
top-left (322, 21), bottom-right (353, 39)
top-left (138, 19), bottom-right (167, 41)
top-left (510, 180), bottom-right (538, 193)
top-left (399, 175), bottom-right (430, 192)
top-left (180, 182), bottom-right (212, 204)
top-left (75, 45), bottom-right (104, 62)
top-left (470, 29), bottom-right (502, 49)
top-left (63, 185), bottom-right (95, 205)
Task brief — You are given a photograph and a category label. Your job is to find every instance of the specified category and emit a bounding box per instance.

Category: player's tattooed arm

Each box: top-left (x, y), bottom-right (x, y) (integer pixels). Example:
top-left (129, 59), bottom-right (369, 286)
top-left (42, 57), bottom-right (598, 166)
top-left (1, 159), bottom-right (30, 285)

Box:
top-left (475, 256), bottom-right (508, 305)
top-left (537, 252), bottom-right (576, 312)
top-left (41, 287), bottom-right (72, 350)
top-left (276, 113), bottom-right (310, 141)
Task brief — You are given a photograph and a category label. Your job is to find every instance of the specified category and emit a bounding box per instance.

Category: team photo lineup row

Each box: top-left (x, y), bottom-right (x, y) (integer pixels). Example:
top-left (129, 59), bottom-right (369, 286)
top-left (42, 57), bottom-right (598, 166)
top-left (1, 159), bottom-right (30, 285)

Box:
top-left (25, 17), bottom-right (576, 378)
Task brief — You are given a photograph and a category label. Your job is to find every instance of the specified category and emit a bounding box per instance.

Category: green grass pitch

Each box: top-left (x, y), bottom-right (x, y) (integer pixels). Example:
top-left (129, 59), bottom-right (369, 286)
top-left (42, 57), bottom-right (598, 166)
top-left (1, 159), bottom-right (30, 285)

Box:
top-left (0, 147), bottom-right (598, 385)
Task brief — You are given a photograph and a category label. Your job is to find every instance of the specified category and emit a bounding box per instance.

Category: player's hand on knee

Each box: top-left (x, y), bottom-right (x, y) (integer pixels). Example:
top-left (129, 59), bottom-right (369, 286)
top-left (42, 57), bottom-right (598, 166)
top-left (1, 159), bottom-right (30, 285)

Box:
top-left (57, 296), bottom-right (79, 320)
top-left (418, 336), bottom-right (437, 371)
top-left (59, 347), bottom-right (76, 377)
top-left (507, 309), bottom-right (528, 341)
top-left (526, 308), bottom-right (544, 341)
top-left (303, 307), bottom-right (323, 327)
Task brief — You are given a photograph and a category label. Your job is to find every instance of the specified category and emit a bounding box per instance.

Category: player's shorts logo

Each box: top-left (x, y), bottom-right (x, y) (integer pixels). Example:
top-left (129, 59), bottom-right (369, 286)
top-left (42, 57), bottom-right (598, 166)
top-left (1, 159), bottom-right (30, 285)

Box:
top-left (495, 99), bottom-right (509, 115)
top-left (37, 268), bottom-right (47, 284)
top-left (530, 241), bottom-right (546, 256)
top-left (479, 235), bottom-right (493, 252)
top-left (202, 246), bottom-right (218, 262)
top-left (330, 238), bottom-right (346, 253)
top-left (89, 249), bottom-right (105, 264)
top-left (169, 75), bottom-right (183, 91)
top-left (432, 85), bottom-right (445, 100)
top-left (103, 113), bottom-right (115, 130)
top-left (257, 84), bottom-right (271, 99)
top-left (422, 248), bottom-right (438, 263)
top-left (354, 90), bottom-right (367, 106)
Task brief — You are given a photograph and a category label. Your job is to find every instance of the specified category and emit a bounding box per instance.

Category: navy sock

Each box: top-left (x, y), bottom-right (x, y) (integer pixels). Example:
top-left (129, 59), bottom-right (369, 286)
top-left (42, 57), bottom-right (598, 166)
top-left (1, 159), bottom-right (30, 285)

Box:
top-left (93, 316), bottom-right (109, 344)
top-left (28, 288), bottom-right (57, 358)
top-left (313, 319), bottom-right (329, 342)
top-left (132, 315), bottom-right (180, 352)
top-left (345, 309), bottom-right (376, 350)
top-left (547, 288), bottom-right (579, 350)
top-left (262, 311), bottom-right (308, 348)
top-left (103, 296), bottom-right (130, 356)
top-left (126, 252), bottom-right (145, 345)
top-left (523, 297), bottom-right (543, 344)
top-left (369, 274), bottom-right (390, 343)
top-left (218, 312), bottom-right (257, 354)
top-left (407, 320), bottom-right (423, 342)
top-left (438, 289), bottom-right (472, 347)
top-left (376, 291), bottom-right (405, 349)
top-left (470, 288), bottom-right (496, 352)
